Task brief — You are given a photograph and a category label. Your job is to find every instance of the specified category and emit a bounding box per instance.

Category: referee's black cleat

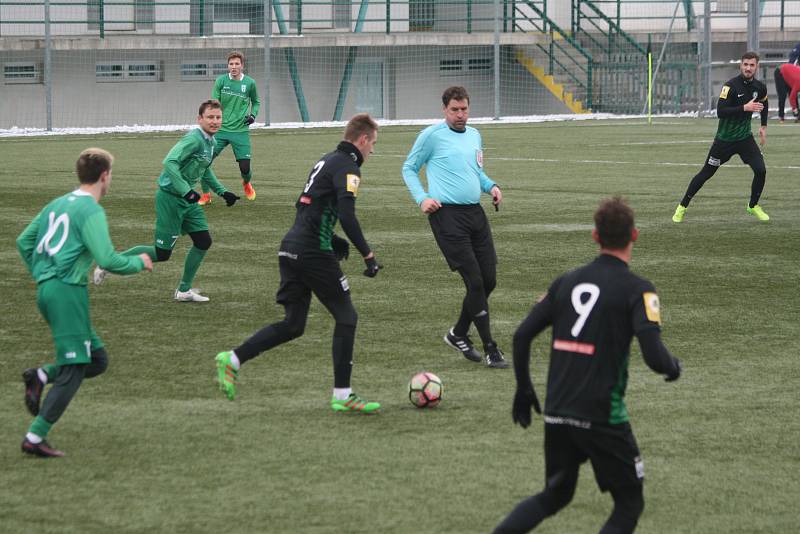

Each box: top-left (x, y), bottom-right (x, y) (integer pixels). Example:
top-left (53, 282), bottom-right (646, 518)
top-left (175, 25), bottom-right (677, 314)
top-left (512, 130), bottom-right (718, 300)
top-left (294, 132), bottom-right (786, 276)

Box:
top-left (444, 328), bottom-right (482, 362)
top-left (485, 343), bottom-right (509, 369)
top-left (22, 368), bottom-right (44, 416)
top-left (21, 438), bottom-right (65, 458)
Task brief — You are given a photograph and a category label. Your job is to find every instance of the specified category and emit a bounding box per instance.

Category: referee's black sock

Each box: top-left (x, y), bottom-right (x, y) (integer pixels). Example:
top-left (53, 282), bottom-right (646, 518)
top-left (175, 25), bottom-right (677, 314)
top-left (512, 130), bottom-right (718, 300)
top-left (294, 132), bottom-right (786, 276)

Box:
top-left (473, 311), bottom-right (494, 350)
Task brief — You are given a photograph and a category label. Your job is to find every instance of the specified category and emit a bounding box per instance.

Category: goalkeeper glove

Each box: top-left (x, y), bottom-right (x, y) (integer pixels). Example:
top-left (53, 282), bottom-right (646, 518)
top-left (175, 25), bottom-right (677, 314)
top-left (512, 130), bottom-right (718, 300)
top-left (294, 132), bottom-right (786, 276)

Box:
top-left (331, 235), bottom-right (350, 261)
top-left (221, 191), bottom-right (240, 207)
top-left (183, 190), bottom-right (201, 203)
top-left (664, 358), bottom-right (682, 382)
top-left (512, 385), bottom-right (541, 429)
top-left (245, 114), bottom-right (256, 126)
top-left (363, 256), bottom-right (382, 278)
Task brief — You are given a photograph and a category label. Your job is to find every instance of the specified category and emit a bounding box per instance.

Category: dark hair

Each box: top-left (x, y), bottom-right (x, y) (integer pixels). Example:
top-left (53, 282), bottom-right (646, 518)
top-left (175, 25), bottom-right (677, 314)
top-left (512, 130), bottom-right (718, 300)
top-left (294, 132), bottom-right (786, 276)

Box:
top-left (594, 196), bottom-right (635, 250)
top-left (76, 148), bottom-right (113, 184)
top-left (344, 113), bottom-right (378, 143)
top-left (227, 51), bottom-right (244, 64)
top-left (742, 51), bottom-right (760, 62)
top-left (442, 86), bottom-right (470, 107)
top-left (199, 99), bottom-right (222, 117)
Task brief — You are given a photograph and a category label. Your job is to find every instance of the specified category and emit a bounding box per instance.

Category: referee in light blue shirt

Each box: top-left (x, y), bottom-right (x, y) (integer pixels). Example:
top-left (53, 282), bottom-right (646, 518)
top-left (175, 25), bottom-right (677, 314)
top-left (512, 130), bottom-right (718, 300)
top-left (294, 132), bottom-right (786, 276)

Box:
top-left (402, 86), bottom-right (507, 369)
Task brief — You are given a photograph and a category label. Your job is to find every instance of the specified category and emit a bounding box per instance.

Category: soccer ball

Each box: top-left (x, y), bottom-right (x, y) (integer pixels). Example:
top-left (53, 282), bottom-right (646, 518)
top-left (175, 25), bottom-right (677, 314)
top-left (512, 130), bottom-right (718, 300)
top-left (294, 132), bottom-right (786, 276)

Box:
top-left (408, 372), bottom-right (443, 408)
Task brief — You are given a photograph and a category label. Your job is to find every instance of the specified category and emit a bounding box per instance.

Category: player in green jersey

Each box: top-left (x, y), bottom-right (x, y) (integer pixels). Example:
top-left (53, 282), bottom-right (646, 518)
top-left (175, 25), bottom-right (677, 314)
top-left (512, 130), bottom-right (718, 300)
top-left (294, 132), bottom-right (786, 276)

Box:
top-left (17, 148), bottom-right (153, 458)
top-left (93, 100), bottom-right (240, 301)
top-left (200, 51), bottom-right (260, 205)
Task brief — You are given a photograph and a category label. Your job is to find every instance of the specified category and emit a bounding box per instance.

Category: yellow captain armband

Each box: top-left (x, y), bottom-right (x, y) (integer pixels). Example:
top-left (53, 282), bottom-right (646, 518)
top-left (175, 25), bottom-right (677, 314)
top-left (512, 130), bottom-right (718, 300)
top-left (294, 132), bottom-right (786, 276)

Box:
top-left (643, 292), bottom-right (662, 324)
top-left (719, 86), bottom-right (730, 99)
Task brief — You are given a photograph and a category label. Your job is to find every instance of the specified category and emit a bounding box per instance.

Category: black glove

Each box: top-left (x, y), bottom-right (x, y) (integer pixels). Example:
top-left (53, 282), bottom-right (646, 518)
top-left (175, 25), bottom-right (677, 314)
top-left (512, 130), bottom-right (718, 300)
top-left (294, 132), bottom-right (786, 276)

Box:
top-left (363, 256), bottom-right (382, 278)
top-left (221, 191), bottom-right (240, 207)
top-left (331, 235), bottom-right (350, 261)
top-left (665, 358), bottom-right (682, 382)
top-left (245, 114), bottom-right (256, 126)
top-left (512, 385), bottom-right (542, 429)
top-left (183, 190), bottom-right (201, 203)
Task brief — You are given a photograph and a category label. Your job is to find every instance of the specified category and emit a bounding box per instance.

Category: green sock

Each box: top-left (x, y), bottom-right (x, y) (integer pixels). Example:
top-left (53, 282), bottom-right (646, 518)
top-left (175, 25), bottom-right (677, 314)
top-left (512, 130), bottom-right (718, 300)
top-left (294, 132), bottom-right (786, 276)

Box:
top-left (178, 246), bottom-right (207, 292)
top-left (242, 170), bottom-right (252, 184)
top-left (29, 416), bottom-right (53, 439)
top-left (122, 245), bottom-right (157, 261)
top-left (201, 181), bottom-right (211, 194)
top-left (42, 364), bottom-right (58, 382)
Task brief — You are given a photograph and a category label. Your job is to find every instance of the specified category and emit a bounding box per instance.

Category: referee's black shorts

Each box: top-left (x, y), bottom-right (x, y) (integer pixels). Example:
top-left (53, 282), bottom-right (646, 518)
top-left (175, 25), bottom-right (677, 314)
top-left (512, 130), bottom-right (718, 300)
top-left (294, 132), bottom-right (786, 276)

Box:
top-left (544, 420), bottom-right (644, 492)
top-left (428, 203), bottom-right (497, 271)
top-left (275, 240), bottom-right (351, 309)
top-left (706, 136), bottom-right (765, 173)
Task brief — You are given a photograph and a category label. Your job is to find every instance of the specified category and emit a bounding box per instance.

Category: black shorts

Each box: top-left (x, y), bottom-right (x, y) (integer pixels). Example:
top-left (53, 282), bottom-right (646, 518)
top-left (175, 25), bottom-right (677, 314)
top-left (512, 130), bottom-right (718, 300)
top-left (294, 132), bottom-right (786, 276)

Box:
top-left (275, 241), bottom-right (350, 308)
top-left (706, 137), bottom-right (765, 173)
top-left (428, 204), bottom-right (497, 271)
top-left (543, 419), bottom-right (644, 492)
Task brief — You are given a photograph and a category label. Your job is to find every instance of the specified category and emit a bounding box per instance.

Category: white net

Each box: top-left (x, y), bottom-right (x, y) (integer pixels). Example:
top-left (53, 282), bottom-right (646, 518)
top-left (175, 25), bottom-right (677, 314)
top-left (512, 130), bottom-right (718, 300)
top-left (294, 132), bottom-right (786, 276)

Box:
top-left (3, 1), bottom-right (800, 130)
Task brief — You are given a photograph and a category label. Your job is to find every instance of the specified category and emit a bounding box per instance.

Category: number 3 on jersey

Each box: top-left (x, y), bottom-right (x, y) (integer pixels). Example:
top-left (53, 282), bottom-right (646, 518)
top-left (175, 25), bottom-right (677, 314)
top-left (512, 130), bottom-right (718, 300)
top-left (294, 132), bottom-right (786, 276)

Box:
top-left (570, 283), bottom-right (600, 337)
top-left (303, 160), bottom-right (326, 193)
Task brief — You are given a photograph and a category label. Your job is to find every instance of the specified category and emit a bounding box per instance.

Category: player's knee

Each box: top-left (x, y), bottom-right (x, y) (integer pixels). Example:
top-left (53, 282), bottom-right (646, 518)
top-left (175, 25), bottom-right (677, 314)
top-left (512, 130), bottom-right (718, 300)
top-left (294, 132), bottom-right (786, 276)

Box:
top-left (155, 247), bottom-right (172, 262)
top-left (238, 159), bottom-right (251, 176)
top-left (190, 231), bottom-right (212, 251)
top-left (459, 268), bottom-right (485, 295)
top-left (283, 317), bottom-right (306, 340)
top-left (541, 482), bottom-right (575, 515)
top-left (87, 348), bottom-right (109, 378)
top-left (330, 302), bottom-right (358, 328)
top-left (602, 487), bottom-right (644, 533)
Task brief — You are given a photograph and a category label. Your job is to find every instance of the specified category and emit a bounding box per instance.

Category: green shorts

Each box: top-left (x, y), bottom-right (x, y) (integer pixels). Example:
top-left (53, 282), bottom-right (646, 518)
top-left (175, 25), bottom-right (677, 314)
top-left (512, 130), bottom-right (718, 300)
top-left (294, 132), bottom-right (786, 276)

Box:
top-left (154, 189), bottom-right (209, 250)
top-left (214, 130), bottom-right (252, 161)
top-left (36, 279), bottom-right (102, 366)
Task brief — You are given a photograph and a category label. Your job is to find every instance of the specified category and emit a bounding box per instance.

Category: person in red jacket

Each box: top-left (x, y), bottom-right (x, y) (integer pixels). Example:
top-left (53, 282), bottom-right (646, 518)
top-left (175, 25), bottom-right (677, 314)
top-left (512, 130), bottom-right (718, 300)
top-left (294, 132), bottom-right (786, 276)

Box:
top-left (779, 63), bottom-right (800, 120)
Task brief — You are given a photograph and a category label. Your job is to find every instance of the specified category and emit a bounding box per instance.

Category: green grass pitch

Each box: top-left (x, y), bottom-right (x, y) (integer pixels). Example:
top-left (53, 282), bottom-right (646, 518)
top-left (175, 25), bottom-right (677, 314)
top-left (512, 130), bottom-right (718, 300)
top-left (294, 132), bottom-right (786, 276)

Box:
top-left (1, 118), bottom-right (798, 533)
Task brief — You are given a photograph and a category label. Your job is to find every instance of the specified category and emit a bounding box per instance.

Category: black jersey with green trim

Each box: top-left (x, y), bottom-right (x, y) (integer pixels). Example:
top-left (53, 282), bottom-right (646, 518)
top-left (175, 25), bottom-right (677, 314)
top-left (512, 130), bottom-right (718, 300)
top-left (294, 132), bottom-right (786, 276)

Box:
top-left (542, 255), bottom-right (662, 425)
top-left (283, 141), bottom-right (365, 252)
top-left (715, 74), bottom-right (768, 142)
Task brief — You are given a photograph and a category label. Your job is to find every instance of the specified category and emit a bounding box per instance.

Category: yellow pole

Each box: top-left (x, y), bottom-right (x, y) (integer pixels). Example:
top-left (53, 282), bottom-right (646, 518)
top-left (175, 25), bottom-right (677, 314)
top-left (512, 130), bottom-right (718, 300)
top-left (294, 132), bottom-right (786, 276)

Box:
top-left (648, 52), bottom-right (653, 125)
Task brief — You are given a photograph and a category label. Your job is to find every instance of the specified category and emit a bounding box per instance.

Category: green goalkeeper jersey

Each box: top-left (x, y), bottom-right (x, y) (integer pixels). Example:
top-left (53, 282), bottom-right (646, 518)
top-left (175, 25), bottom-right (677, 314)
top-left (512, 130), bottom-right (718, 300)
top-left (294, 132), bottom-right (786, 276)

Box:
top-left (212, 73), bottom-right (260, 133)
top-left (16, 190), bottom-right (145, 286)
top-left (157, 128), bottom-right (226, 197)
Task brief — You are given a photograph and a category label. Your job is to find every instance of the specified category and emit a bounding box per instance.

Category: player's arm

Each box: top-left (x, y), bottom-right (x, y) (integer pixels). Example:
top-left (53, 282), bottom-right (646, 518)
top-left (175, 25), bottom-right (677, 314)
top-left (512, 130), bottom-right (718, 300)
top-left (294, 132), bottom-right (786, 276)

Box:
top-left (511, 289), bottom-right (556, 428)
top-left (401, 129), bottom-right (435, 205)
top-left (335, 170), bottom-right (371, 258)
top-left (161, 137), bottom-right (196, 197)
top-left (716, 84), bottom-right (745, 117)
top-left (632, 286), bottom-right (681, 381)
top-left (202, 167), bottom-right (227, 196)
top-left (636, 329), bottom-right (681, 381)
top-left (211, 77), bottom-right (222, 100)
top-left (16, 209), bottom-right (44, 273)
top-left (760, 85), bottom-right (769, 127)
top-left (82, 211), bottom-right (145, 275)
top-left (249, 82), bottom-right (260, 118)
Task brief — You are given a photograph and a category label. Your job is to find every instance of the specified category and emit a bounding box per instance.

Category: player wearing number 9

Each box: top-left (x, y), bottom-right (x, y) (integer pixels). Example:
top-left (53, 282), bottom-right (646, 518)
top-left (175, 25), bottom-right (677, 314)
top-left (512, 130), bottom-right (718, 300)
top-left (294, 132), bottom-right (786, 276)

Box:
top-left (15, 148), bottom-right (153, 458)
top-left (495, 196), bottom-right (681, 534)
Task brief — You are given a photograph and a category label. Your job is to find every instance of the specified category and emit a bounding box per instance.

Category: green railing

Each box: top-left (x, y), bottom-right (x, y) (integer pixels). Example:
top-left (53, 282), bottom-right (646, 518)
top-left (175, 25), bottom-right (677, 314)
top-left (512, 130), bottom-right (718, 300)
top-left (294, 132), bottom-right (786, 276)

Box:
top-left (514, 0), bottom-right (594, 109)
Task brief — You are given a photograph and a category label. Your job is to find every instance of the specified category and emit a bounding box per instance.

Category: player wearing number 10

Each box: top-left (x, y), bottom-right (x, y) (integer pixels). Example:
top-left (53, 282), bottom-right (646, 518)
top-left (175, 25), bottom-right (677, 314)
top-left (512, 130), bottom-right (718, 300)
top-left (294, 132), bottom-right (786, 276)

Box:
top-left (495, 197), bottom-right (681, 533)
top-left (16, 148), bottom-right (153, 458)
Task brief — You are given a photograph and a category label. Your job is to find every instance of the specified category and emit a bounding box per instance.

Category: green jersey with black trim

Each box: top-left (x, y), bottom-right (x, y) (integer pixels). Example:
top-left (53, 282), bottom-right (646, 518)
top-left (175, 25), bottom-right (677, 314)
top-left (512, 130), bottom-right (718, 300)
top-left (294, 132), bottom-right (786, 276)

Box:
top-left (715, 74), bottom-right (769, 142)
top-left (16, 190), bottom-right (144, 286)
top-left (212, 74), bottom-right (260, 133)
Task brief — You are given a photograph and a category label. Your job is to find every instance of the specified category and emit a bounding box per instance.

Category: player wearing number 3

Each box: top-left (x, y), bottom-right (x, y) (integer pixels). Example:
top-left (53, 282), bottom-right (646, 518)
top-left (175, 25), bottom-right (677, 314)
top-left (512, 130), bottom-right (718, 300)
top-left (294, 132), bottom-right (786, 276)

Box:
top-left (495, 197), bottom-right (681, 533)
top-left (16, 148), bottom-right (153, 458)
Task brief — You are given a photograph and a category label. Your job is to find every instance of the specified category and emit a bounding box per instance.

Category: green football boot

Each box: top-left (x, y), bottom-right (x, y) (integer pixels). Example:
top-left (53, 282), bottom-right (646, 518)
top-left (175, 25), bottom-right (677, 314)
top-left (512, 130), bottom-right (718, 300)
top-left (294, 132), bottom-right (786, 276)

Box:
top-left (330, 393), bottom-right (381, 414)
top-left (215, 351), bottom-right (238, 401)
top-left (671, 204), bottom-right (687, 223)
top-left (746, 204), bottom-right (770, 221)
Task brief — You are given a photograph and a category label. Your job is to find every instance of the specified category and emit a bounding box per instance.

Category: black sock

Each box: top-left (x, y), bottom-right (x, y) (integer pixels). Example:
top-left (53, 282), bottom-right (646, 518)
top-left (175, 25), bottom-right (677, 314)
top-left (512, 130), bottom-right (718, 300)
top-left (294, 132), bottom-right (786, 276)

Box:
top-left (332, 324), bottom-right (355, 388)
